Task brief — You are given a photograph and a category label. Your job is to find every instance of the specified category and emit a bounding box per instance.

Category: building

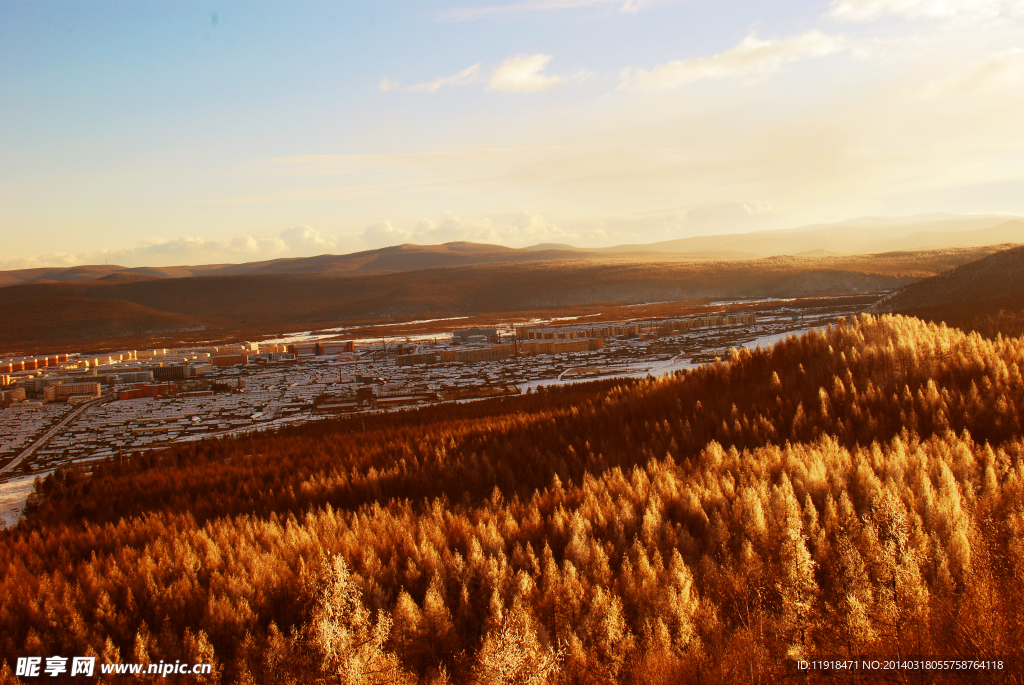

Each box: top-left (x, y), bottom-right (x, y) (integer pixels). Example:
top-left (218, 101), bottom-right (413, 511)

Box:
top-left (319, 341), bottom-right (355, 355)
top-left (0, 388), bottom-right (26, 403)
top-left (153, 364), bottom-right (191, 381)
top-left (21, 377), bottom-right (68, 393)
top-left (452, 327), bottom-right (499, 343)
top-left (117, 382), bottom-right (177, 400)
top-left (291, 342), bottom-right (318, 357)
top-left (99, 370), bottom-right (154, 385)
top-left (517, 339), bottom-right (604, 355)
top-left (438, 344), bottom-right (517, 364)
top-left (253, 352), bottom-right (295, 363)
top-left (212, 354), bottom-right (249, 367)
top-left (115, 370), bottom-right (154, 384)
top-left (396, 352), bottom-right (441, 367)
top-left (43, 383), bottom-right (101, 402)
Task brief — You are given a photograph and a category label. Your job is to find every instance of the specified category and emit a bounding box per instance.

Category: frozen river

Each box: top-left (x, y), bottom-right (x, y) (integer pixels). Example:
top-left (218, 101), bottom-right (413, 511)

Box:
top-left (742, 327), bottom-right (818, 350)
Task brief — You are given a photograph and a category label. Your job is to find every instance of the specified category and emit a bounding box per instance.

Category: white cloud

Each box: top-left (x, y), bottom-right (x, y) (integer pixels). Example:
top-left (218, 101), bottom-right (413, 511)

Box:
top-left (406, 64), bottom-right (482, 92)
top-left (828, 0), bottom-right (1024, 21)
top-left (280, 226), bottom-right (337, 251)
top-left (381, 58), bottom-right (588, 97)
top-left (360, 211), bottom-right (610, 249)
top-left (678, 201), bottom-right (776, 234)
top-left (0, 227), bottom-right (342, 270)
top-left (488, 54), bottom-right (565, 92)
top-left (354, 204), bottom-right (782, 251)
top-left (924, 47), bottom-right (1024, 95)
top-left (0, 252), bottom-right (83, 271)
top-left (360, 221), bottom-right (415, 249)
top-left (621, 30), bottom-right (849, 90)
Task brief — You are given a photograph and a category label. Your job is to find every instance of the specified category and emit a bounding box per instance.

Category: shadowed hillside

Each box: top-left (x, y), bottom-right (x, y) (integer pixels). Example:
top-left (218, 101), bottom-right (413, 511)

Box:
top-left (2, 298), bottom-right (209, 348)
top-left (887, 245), bottom-right (1024, 338)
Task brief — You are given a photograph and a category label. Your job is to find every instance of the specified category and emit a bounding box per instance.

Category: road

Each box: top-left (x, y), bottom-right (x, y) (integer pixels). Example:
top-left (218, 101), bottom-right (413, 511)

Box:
top-left (0, 397), bottom-right (108, 476)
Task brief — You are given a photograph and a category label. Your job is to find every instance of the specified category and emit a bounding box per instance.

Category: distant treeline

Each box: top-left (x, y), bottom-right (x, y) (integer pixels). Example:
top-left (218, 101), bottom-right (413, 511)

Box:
top-left (2, 314), bottom-right (1024, 683)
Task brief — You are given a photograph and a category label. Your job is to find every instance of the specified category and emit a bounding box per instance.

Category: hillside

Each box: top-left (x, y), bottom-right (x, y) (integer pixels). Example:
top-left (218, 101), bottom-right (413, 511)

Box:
top-left (0, 263), bottom-right (229, 288)
top-left (2, 315), bottom-right (1023, 683)
top-left (886, 245), bottom-right (1024, 337)
top-left (0, 243), bottom-right (611, 288)
top-left (0, 248), bottom-right (1001, 354)
top-left (202, 242), bottom-right (607, 276)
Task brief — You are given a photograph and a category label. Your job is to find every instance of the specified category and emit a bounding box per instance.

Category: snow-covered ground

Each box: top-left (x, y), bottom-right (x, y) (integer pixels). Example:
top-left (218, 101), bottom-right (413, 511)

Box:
top-left (0, 473), bottom-right (47, 529)
top-left (742, 327), bottom-right (818, 350)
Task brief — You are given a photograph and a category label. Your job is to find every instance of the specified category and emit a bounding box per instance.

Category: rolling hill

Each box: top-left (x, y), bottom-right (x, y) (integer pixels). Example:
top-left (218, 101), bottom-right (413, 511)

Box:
top-left (0, 243), bottom-right (611, 288)
top-left (0, 247), bottom-right (1000, 354)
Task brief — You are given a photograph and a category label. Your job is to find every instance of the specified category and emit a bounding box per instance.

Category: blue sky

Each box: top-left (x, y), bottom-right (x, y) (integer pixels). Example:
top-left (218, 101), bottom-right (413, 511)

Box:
top-left (2, 0), bottom-right (1023, 267)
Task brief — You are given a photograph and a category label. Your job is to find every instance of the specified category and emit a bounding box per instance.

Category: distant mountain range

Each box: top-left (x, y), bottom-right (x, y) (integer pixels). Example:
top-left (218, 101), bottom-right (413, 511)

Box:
top-left (2, 214), bottom-right (1021, 288)
top-left (529, 214), bottom-right (1024, 257)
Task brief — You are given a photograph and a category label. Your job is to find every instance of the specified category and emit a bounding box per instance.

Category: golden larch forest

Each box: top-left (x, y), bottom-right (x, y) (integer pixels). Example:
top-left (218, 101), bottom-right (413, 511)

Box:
top-left (2, 314), bottom-right (1024, 683)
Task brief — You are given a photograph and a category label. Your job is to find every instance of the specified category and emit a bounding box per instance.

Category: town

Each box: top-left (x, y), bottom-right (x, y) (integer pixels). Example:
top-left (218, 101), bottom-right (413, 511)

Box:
top-left (0, 295), bottom-right (870, 488)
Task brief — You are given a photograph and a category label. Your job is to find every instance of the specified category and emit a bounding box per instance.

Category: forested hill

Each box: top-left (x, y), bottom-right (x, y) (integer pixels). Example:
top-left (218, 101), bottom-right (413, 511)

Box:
top-left (889, 244), bottom-right (1024, 337)
top-left (3, 315), bottom-right (1024, 684)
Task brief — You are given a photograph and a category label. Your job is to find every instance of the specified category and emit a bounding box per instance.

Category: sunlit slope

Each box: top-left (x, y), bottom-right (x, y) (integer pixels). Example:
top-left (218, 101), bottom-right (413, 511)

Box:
top-left (3, 315), bottom-right (1024, 683)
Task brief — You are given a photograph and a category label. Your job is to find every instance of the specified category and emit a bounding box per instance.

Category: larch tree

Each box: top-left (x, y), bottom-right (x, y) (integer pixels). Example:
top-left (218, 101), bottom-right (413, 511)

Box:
top-left (470, 599), bottom-right (562, 685)
top-left (307, 555), bottom-right (407, 685)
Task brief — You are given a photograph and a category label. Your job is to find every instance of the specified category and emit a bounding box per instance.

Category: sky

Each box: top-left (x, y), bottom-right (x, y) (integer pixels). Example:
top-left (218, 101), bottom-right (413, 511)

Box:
top-left (2, 0), bottom-right (1023, 269)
